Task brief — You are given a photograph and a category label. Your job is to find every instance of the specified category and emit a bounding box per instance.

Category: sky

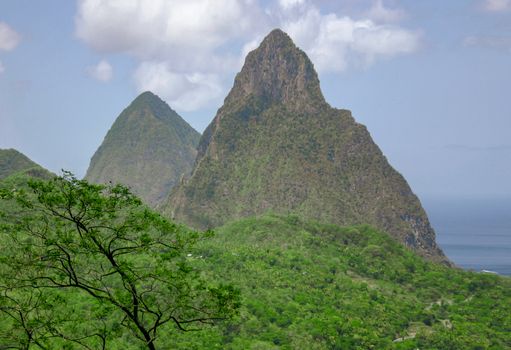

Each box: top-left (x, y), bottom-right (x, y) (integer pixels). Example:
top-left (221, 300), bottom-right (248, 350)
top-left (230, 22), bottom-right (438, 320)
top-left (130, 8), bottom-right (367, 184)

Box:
top-left (0, 0), bottom-right (510, 198)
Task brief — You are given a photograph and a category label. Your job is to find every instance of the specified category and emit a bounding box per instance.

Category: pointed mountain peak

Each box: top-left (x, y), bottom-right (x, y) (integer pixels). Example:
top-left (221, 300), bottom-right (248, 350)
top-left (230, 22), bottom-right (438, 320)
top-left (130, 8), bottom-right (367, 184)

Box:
top-left (132, 91), bottom-right (163, 105)
top-left (125, 91), bottom-right (193, 131)
top-left (128, 91), bottom-right (164, 113)
top-left (85, 93), bottom-right (200, 207)
top-left (164, 28), bottom-right (448, 263)
top-left (226, 28), bottom-right (325, 107)
top-left (259, 28), bottom-right (295, 50)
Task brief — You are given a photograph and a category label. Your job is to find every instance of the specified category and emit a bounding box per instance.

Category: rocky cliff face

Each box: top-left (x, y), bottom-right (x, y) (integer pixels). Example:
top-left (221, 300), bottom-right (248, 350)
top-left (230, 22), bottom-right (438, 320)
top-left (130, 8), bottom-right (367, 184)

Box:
top-left (85, 92), bottom-right (200, 207)
top-left (163, 29), bottom-right (448, 263)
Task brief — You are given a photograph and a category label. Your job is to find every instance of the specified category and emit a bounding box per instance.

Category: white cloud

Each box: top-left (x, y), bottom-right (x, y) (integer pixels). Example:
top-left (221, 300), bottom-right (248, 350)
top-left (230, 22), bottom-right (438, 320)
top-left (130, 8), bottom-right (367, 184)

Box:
top-left (134, 62), bottom-right (223, 111)
top-left (76, 0), bottom-right (264, 110)
top-left (0, 60), bottom-right (4, 74)
top-left (280, 5), bottom-right (420, 72)
top-left (76, 0), bottom-right (263, 61)
top-left (482, 0), bottom-right (511, 12)
top-left (88, 59), bottom-right (113, 82)
top-left (279, 0), bottom-right (305, 10)
top-left (0, 22), bottom-right (21, 51)
top-left (351, 21), bottom-right (419, 59)
top-left (366, 0), bottom-right (406, 23)
top-left (76, 0), bottom-right (419, 110)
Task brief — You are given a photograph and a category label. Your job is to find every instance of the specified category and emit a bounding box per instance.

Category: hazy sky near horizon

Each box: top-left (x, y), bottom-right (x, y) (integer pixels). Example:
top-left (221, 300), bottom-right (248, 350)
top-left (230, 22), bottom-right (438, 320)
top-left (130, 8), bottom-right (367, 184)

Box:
top-left (0, 0), bottom-right (510, 197)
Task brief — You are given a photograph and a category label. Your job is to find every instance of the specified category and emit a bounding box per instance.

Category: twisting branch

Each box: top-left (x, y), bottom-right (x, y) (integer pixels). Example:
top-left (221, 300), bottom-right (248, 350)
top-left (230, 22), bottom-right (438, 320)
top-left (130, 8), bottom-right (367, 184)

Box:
top-left (0, 172), bottom-right (240, 349)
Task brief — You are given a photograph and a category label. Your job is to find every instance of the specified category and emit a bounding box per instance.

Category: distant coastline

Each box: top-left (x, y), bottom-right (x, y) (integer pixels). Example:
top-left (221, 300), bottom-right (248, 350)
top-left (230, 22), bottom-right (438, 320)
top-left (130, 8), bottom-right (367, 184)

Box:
top-left (422, 196), bottom-right (511, 276)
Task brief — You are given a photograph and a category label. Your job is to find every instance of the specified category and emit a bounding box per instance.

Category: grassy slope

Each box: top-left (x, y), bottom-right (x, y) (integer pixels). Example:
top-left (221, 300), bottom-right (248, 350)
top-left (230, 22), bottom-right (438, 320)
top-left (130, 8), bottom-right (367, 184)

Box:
top-left (170, 215), bottom-right (510, 350)
top-left (0, 149), bottom-right (42, 180)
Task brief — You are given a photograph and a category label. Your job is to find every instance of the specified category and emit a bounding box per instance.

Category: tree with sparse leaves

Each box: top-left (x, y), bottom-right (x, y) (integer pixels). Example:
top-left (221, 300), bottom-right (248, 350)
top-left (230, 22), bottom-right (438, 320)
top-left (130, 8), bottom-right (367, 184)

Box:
top-left (0, 172), bottom-right (240, 349)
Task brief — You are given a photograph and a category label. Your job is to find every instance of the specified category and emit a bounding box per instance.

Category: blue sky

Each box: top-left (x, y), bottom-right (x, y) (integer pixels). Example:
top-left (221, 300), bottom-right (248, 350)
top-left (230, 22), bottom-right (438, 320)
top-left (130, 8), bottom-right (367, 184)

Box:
top-left (0, 0), bottom-right (510, 198)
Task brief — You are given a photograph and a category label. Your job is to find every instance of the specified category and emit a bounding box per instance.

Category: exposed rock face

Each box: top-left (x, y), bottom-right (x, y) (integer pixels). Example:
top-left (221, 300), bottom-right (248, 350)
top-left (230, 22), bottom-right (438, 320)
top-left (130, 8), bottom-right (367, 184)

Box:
top-left (85, 92), bottom-right (200, 206)
top-left (163, 29), bottom-right (448, 263)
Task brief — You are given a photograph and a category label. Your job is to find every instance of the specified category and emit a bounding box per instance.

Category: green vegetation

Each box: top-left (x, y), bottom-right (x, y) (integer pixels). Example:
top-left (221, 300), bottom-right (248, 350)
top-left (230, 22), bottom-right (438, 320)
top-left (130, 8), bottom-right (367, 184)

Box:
top-left (168, 215), bottom-right (510, 349)
top-left (86, 91), bottom-right (200, 207)
top-left (0, 173), bottom-right (239, 349)
top-left (0, 171), bottom-right (509, 349)
top-left (0, 149), bottom-right (46, 181)
top-left (163, 29), bottom-right (447, 263)
top-left (1, 29), bottom-right (509, 350)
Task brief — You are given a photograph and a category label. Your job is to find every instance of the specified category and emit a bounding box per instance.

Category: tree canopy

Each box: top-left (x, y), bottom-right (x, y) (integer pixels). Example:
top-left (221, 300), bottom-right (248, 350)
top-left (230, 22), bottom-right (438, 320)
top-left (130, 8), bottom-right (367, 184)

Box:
top-left (0, 172), bottom-right (240, 349)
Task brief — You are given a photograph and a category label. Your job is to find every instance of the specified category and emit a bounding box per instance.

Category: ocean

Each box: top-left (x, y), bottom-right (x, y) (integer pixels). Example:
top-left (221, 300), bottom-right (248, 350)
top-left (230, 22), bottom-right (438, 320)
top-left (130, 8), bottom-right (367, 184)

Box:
top-left (422, 196), bottom-right (511, 276)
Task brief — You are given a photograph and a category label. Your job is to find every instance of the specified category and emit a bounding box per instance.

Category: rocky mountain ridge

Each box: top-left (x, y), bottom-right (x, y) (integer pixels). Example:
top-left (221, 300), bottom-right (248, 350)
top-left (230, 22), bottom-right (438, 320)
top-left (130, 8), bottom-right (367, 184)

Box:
top-left (163, 29), bottom-right (448, 263)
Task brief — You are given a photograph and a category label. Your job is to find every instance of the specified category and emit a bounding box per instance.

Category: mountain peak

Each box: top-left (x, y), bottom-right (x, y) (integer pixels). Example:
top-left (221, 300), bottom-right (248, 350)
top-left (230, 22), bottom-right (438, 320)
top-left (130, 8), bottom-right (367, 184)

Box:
top-left (132, 91), bottom-right (162, 105)
top-left (128, 91), bottom-right (165, 113)
top-left (164, 29), bottom-right (448, 264)
top-left (125, 92), bottom-right (197, 134)
top-left (225, 28), bottom-right (325, 108)
top-left (260, 28), bottom-right (294, 50)
top-left (85, 93), bottom-right (200, 207)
